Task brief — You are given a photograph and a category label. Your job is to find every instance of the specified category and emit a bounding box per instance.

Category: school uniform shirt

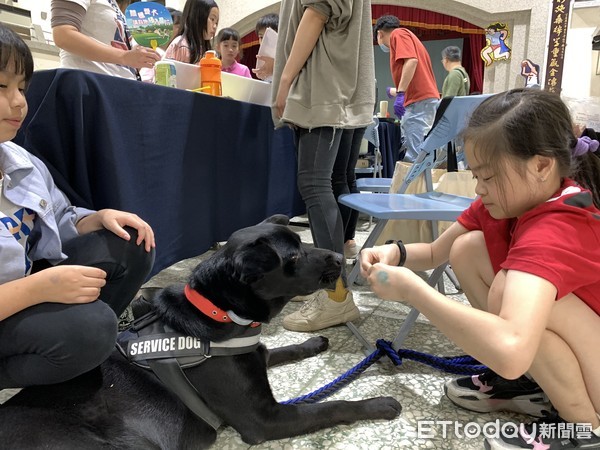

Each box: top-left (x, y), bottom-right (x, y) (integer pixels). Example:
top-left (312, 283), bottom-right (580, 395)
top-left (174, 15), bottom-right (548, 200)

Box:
top-left (57, 0), bottom-right (137, 79)
top-left (0, 142), bottom-right (94, 284)
top-left (389, 28), bottom-right (439, 107)
top-left (457, 178), bottom-right (600, 315)
top-left (272, 0), bottom-right (375, 129)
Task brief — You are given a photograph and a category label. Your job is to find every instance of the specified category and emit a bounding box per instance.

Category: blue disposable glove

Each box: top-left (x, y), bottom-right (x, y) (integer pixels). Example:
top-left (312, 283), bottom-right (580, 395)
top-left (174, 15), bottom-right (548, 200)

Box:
top-left (394, 92), bottom-right (406, 118)
top-left (386, 86), bottom-right (395, 99)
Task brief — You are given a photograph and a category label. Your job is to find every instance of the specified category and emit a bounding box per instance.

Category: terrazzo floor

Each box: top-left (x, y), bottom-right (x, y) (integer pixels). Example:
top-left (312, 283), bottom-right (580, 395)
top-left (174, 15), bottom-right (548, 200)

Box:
top-left (0, 216), bottom-right (535, 449)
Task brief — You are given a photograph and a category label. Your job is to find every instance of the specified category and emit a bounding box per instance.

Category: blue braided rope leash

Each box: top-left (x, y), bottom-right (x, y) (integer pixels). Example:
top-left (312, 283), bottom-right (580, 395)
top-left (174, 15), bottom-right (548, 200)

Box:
top-left (281, 339), bottom-right (487, 405)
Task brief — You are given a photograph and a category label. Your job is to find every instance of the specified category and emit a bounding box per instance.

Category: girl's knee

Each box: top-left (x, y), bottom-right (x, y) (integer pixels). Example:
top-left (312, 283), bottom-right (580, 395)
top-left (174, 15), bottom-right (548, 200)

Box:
top-left (449, 230), bottom-right (486, 268)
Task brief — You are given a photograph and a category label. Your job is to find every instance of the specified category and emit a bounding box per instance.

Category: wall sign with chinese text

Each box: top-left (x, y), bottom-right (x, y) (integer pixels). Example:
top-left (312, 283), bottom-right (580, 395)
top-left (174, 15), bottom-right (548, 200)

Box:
top-left (544, 0), bottom-right (573, 93)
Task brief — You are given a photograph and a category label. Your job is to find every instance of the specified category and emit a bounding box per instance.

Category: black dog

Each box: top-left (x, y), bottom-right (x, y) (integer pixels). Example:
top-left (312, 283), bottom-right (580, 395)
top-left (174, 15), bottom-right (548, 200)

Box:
top-left (0, 215), bottom-right (401, 449)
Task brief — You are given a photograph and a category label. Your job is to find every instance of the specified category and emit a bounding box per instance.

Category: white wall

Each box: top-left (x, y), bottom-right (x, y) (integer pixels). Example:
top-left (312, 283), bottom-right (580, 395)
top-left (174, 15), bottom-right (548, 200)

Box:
top-left (563, 4), bottom-right (600, 98)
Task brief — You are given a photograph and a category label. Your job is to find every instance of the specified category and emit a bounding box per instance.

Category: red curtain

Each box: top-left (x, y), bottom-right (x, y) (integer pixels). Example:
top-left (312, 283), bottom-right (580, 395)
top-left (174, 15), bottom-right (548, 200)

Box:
top-left (371, 5), bottom-right (485, 94)
top-left (463, 34), bottom-right (486, 94)
top-left (241, 32), bottom-right (259, 79)
top-left (240, 5), bottom-right (485, 90)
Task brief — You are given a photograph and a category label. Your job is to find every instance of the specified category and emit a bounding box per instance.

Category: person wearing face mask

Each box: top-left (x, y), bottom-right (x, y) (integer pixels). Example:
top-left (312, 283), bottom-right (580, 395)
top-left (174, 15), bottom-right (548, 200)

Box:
top-left (375, 15), bottom-right (439, 162)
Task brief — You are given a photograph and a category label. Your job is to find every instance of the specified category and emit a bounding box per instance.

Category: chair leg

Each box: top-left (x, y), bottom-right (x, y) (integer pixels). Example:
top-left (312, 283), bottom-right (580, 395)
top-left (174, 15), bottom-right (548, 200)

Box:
top-left (346, 322), bottom-right (377, 354)
top-left (391, 263), bottom-right (447, 351)
top-left (444, 266), bottom-right (461, 291)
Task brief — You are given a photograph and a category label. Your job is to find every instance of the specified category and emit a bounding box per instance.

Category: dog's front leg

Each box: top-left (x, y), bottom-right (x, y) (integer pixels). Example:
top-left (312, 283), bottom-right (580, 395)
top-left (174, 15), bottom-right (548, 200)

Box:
top-left (236, 399), bottom-right (402, 445)
top-left (266, 336), bottom-right (329, 367)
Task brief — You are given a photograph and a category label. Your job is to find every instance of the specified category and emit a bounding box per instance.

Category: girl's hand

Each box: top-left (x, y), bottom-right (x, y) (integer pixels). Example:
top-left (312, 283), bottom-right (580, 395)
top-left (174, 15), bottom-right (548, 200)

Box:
top-left (122, 46), bottom-right (161, 70)
top-left (359, 244), bottom-right (401, 278)
top-left (77, 209), bottom-right (156, 252)
top-left (31, 265), bottom-right (107, 304)
top-left (365, 263), bottom-right (427, 303)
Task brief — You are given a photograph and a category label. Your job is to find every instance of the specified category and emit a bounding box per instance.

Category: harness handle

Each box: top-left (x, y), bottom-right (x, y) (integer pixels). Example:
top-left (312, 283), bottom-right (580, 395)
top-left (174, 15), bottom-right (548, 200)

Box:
top-left (148, 359), bottom-right (223, 430)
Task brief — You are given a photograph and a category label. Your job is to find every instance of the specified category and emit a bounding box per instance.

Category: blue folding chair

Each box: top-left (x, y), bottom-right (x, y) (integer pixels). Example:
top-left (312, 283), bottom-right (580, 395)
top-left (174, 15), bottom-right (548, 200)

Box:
top-left (338, 94), bottom-right (491, 352)
top-left (356, 120), bottom-right (390, 192)
top-left (355, 117), bottom-right (383, 179)
top-left (356, 177), bottom-right (392, 192)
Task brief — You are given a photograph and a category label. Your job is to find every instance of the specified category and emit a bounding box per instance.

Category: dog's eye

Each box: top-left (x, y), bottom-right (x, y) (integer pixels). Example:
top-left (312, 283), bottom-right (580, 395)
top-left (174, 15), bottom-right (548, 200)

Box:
top-left (285, 254), bottom-right (300, 268)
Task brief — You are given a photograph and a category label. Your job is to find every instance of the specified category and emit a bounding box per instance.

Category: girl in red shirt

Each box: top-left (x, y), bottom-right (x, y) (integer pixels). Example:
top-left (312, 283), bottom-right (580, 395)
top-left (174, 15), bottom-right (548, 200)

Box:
top-left (361, 89), bottom-right (600, 449)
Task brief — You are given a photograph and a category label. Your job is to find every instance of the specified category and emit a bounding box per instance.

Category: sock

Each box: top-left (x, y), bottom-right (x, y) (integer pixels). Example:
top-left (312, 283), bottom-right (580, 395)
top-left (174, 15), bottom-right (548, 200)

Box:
top-left (326, 277), bottom-right (348, 302)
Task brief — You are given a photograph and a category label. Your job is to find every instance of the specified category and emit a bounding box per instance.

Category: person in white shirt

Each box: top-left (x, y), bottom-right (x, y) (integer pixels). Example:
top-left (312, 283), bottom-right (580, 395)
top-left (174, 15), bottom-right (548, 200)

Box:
top-left (51, 0), bottom-right (160, 79)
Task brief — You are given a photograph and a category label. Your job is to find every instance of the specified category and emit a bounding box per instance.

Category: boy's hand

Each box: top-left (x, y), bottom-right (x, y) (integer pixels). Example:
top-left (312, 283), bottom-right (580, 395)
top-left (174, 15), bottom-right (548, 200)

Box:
top-left (77, 209), bottom-right (155, 252)
top-left (32, 265), bottom-right (107, 304)
top-left (253, 55), bottom-right (274, 80)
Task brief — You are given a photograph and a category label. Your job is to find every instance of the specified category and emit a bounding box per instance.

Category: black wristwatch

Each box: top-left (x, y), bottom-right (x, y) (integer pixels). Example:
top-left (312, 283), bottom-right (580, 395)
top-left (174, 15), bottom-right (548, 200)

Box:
top-left (385, 239), bottom-right (407, 266)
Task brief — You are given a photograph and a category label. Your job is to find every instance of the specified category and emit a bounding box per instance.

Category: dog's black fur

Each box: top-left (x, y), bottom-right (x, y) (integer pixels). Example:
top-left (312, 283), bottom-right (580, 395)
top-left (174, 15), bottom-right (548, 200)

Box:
top-left (0, 215), bottom-right (401, 449)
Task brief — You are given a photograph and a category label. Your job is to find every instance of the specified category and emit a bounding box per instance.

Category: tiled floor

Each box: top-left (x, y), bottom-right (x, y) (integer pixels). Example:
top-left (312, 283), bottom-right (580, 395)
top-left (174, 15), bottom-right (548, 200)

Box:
top-left (0, 216), bottom-right (533, 449)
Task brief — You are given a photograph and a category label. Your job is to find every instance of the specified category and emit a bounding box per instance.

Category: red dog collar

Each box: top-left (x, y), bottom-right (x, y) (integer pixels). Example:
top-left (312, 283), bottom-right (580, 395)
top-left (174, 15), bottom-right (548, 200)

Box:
top-left (184, 284), bottom-right (260, 327)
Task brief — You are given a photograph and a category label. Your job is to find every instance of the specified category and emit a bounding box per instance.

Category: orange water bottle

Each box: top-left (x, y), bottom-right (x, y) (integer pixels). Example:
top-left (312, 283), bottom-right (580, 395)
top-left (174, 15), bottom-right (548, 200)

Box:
top-left (200, 50), bottom-right (222, 96)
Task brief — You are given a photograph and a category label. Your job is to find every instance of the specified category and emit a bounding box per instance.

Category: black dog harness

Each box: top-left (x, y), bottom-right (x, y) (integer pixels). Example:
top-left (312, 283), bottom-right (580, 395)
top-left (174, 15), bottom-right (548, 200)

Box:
top-left (117, 296), bottom-right (262, 430)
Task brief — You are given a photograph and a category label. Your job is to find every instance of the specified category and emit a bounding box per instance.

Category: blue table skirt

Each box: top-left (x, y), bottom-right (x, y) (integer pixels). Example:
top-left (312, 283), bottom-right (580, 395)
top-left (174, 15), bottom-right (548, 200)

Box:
top-left (14, 69), bottom-right (305, 276)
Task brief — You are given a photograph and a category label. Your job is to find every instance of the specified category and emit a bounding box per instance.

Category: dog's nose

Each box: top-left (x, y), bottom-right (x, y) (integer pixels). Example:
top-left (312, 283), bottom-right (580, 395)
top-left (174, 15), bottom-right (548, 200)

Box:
top-left (326, 252), bottom-right (344, 267)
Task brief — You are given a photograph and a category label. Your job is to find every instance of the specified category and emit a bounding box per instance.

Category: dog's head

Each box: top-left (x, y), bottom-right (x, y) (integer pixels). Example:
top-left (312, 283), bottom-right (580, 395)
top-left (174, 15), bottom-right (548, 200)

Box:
top-left (187, 215), bottom-right (343, 323)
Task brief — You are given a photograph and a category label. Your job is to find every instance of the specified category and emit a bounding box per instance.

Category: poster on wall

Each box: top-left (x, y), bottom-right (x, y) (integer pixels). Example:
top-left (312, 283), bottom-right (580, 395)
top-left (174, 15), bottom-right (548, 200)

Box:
top-left (521, 59), bottom-right (541, 88)
top-left (480, 22), bottom-right (511, 66)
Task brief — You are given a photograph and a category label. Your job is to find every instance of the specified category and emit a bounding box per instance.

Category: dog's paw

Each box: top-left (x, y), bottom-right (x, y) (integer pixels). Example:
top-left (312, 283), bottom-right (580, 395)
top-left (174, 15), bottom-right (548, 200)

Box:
top-left (302, 336), bottom-right (329, 354)
top-left (364, 396), bottom-right (402, 419)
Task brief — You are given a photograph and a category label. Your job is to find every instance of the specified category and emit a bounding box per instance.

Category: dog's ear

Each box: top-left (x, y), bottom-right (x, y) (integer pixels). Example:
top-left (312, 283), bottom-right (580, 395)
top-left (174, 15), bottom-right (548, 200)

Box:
top-left (234, 237), bottom-right (281, 284)
top-left (261, 214), bottom-right (289, 226)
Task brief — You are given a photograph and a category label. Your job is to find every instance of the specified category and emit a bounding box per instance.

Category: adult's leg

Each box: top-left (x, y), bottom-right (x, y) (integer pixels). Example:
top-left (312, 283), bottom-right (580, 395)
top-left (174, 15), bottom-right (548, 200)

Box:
top-left (527, 296), bottom-right (600, 424)
top-left (332, 128), bottom-right (365, 242)
top-left (285, 127), bottom-right (361, 331)
top-left (0, 301), bottom-right (117, 388)
top-left (59, 227), bottom-right (155, 316)
top-left (401, 98), bottom-right (438, 162)
top-left (295, 127), bottom-right (344, 256)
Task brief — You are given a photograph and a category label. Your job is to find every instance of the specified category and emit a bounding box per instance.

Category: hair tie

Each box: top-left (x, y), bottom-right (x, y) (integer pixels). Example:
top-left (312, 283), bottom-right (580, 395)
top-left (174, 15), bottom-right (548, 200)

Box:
top-left (573, 136), bottom-right (600, 157)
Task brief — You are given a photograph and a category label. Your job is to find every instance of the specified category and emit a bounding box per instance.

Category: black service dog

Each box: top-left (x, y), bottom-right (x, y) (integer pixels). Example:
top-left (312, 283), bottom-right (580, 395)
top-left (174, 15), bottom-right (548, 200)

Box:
top-left (0, 215), bottom-right (401, 449)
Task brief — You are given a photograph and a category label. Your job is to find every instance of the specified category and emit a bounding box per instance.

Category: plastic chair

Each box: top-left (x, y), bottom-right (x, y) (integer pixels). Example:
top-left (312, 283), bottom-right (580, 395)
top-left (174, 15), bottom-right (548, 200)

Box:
top-left (356, 177), bottom-right (392, 192)
top-left (338, 94), bottom-right (492, 352)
